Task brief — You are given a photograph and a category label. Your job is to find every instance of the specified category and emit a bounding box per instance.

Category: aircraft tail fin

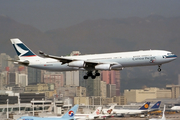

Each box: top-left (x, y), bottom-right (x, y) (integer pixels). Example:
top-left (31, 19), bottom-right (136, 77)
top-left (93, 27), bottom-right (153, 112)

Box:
top-left (139, 102), bottom-right (151, 110)
top-left (151, 101), bottom-right (161, 109)
top-left (10, 38), bottom-right (39, 60)
top-left (92, 107), bottom-right (102, 115)
top-left (107, 105), bottom-right (115, 114)
top-left (61, 105), bottom-right (79, 119)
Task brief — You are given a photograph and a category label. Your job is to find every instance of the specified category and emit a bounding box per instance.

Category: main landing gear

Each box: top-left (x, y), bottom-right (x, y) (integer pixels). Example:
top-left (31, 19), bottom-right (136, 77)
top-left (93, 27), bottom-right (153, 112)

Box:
top-left (83, 70), bottom-right (100, 79)
top-left (157, 65), bottom-right (161, 72)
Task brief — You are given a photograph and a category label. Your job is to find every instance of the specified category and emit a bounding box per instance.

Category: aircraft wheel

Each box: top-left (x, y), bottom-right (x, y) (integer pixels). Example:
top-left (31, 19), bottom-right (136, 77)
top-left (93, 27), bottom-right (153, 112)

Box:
top-left (91, 75), bottom-right (96, 79)
top-left (83, 76), bottom-right (88, 79)
top-left (95, 72), bottom-right (100, 76)
top-left (158, 68), bottom-right (161, 72)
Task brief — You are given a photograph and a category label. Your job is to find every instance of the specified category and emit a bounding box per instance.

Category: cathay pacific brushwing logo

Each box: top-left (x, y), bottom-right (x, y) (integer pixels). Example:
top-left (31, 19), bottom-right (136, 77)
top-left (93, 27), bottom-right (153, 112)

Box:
top-left (14, 43), bottom-right (29, 57)
top-left (13, 43), bottom-right (36, 57)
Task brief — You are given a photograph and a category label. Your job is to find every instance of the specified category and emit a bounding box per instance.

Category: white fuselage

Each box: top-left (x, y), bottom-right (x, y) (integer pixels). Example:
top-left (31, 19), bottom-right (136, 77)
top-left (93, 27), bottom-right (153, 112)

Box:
top-left (25, 50), bottom-right (177, 71)
top-left (171, 106), bottom-right (180, 110)
top-left (112, 109), bottom-right (148, 115)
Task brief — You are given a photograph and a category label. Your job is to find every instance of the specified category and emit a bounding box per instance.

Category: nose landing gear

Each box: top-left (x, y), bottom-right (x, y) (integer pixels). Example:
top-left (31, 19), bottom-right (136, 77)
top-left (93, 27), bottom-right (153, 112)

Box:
top-left (157, 65), bottom-right (161, 72)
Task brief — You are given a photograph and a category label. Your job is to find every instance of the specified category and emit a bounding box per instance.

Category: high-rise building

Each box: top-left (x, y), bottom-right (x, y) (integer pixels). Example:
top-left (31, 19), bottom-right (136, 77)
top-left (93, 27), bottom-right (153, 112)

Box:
top-left (83, 76), bottom-right (101, 96)
top-left (0, 53), bottom-right (11, 70)
top-left (19, 74), bottom-right (28, 87)
top-left (28, 67), bottom-right (41, 84)
top-left (44, 72), bottom-right (64, 88)
top-left (65, 71), bottom-right (79, 86)
top-left (166, 85), bottom-right (180, 98)
top-left (76, 86), bottom-right (86, 97)
top-left (79, 71), bottom-right (87, 87)
top-left (8, 72), bottom-right (18, 85)
top-left (101, 71), bottom-right (120, 96)
top-left (113, 96), bottom-right (127, 105)
top-left (0, 71), bottom-right (8, 89)
top-left (100, 81), bottom-right (107, 97)
top-left (107, 84), bottom-right (116, 98)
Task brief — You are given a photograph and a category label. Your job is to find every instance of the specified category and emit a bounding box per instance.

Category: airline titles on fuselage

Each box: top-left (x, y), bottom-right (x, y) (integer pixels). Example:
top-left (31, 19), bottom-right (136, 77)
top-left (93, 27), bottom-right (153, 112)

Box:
top-left (132, 55), bottom-right (156, 61)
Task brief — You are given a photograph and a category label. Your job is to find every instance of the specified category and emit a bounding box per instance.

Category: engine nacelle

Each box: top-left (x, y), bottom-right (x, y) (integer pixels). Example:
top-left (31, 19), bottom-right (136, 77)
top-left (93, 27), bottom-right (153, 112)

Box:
top-left (68, 61), bottom-right (85, 67)
top-left (95, 64), bottom-right (111, 70)
top-left (111, 64), bottom-right (123, 70)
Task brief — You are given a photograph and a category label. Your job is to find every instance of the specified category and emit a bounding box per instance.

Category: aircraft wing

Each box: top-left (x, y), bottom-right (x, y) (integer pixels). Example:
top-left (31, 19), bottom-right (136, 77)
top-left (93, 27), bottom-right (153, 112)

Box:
top-left (39, 51), bottom-right (122, 70)
top-left (39, 51), bottom-right (73, 64)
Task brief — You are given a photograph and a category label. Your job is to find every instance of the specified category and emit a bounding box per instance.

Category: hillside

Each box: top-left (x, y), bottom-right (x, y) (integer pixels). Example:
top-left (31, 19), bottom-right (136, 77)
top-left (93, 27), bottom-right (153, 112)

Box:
top-left (0, 15), bottom-right (57, 56)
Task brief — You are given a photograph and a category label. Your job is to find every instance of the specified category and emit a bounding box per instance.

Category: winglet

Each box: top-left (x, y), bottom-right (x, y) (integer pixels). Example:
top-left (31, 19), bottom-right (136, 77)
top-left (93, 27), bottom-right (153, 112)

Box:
top-left (139, 102), bottom-right (151, 110)
top-left (61, 104), bottom-right (79, 119)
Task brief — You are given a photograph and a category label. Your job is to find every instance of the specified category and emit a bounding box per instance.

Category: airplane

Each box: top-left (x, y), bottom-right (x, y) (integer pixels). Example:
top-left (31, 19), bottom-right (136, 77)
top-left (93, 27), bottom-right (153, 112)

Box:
top-left (74, 106), bottom-right (102, 119)
top-left (149, 105), bottom-right (166, 120)
top-left (10, 38), bottom-right (177, 79)
top-left (112, 102), bottom-right (151, 115)
top-left (17, 104), bottom-right (79, 120)
top-left (170, 103), bottom-right (180, 111)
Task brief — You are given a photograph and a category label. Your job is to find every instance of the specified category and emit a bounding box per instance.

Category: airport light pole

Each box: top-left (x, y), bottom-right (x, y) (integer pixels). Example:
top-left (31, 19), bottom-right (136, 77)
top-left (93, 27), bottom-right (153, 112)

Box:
top-left (92, 96), bottom-right (94, 107)
top-left (7, 99), bottom-right (9, 119)
top-left (32, 98), bottom-right (34, 116)
top-left (42, 98), bottom-right (44, 113)
top-left (18, 97), bottom-right (21, 114)
top-left (54, 97), bottom-right (56, 114)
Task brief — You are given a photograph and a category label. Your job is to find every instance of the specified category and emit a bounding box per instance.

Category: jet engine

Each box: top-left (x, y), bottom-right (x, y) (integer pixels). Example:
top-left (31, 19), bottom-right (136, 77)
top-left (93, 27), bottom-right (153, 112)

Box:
top-left (68, 61), bottom-right (85, 67)
top-left (95, 64), bottom-right (123, 70)
top-left (95, 64), bottom-right (111, 70)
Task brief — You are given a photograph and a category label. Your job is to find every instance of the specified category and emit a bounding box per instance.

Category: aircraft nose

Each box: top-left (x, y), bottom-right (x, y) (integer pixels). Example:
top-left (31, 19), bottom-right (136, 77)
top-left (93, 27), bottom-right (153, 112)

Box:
top-left (174, 54), bottom-right (177, 58)
top-left (172, 54), bottom-right (178, 60)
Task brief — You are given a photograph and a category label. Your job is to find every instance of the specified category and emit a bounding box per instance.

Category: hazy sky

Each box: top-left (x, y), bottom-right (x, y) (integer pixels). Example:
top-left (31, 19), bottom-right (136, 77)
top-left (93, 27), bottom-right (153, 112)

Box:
top-left (0, 0), bottom-right (180, 31)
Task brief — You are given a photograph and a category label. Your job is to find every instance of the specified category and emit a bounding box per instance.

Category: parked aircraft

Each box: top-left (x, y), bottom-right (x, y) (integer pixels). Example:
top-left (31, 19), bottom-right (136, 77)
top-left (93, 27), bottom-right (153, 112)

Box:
top-left (171, 104), bottom-right (180, 111)
top-left (149, 105), bottom-right (166, 120)
top-left (17, 104), bottom-right (79, 120)
top-left (112, 102), bottom-right (151, 115)
top-left (11, 38), bottom-right (177, 79)
top-left (75, 106), bottom-right (102, 119)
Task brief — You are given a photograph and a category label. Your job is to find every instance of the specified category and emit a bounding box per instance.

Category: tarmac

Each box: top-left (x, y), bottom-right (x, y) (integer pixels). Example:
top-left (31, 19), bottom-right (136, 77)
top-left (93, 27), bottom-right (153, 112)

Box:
top-left (2, 112), bottom-right (180, 120)
top-left (105, 113), bottom-right (180, 120)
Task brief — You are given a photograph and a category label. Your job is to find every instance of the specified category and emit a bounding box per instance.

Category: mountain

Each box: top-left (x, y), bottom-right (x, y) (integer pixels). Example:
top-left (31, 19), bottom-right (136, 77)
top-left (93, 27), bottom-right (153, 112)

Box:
top-left (0, 15), bottom-right (57, 56)
top-left (46, 15), bottom-right (180, 55)
top-left (0, 15), bottom-right (180, 92)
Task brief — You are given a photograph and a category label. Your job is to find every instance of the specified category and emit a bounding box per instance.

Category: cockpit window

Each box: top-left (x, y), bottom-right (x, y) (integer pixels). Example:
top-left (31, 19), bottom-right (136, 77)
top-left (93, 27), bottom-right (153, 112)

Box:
top-left (167, 53), bottom-right (173, 56)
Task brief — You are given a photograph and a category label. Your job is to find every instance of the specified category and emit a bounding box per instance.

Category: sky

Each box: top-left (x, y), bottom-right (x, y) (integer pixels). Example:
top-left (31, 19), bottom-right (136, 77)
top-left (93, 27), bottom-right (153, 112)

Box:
top-left (0, 0), bottom-right (180, 31)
